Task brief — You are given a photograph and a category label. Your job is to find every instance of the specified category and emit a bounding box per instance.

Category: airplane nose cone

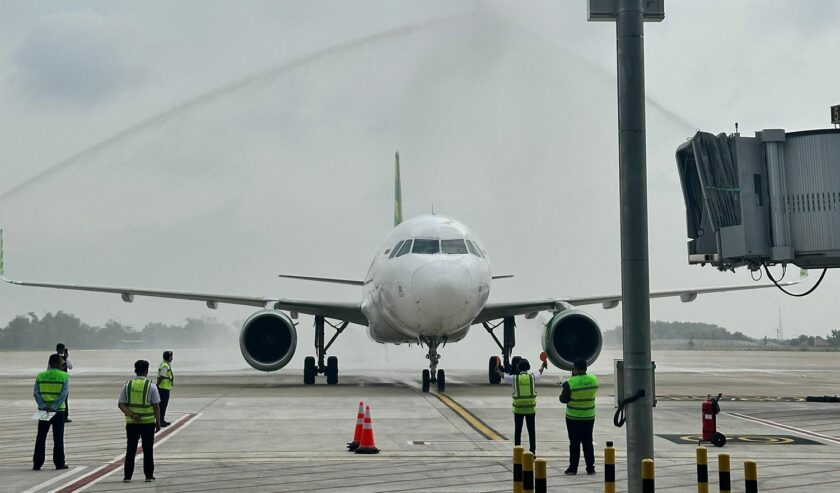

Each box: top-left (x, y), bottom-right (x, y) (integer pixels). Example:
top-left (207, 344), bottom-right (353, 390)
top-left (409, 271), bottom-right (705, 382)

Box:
top-left (412, 261), bottom-right (472, 320)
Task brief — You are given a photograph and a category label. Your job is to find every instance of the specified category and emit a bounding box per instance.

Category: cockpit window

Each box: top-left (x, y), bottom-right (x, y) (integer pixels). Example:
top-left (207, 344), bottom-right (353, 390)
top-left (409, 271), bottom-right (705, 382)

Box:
top-left (441, 239), bottom-right (468, 254)
top-left (412, 239), bottom-right (440, 254)
top-left (389, 240), bottom-right (405, 258)
top-left (466, 240), bottom-right (483, 258)
top-left (395, 239), bottom-right (412, 257)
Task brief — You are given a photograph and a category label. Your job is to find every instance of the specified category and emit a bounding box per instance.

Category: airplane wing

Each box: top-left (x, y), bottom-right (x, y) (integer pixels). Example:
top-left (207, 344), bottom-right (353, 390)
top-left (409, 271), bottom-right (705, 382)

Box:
top-left (0, 276), bottom-right (368, 326)
top-left (473, 277), bottom-right (803, 325)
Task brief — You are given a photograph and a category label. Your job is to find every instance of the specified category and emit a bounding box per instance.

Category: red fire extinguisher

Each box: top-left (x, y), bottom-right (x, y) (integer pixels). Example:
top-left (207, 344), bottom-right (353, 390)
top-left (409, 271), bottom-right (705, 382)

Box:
top-left (701, 393), bottom-right (726, 447)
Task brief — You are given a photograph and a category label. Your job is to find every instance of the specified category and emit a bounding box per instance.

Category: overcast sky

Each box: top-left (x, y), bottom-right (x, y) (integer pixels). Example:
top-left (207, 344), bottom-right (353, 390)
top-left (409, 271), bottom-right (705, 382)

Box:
top-left (1, 1), bottom-right (838, 369)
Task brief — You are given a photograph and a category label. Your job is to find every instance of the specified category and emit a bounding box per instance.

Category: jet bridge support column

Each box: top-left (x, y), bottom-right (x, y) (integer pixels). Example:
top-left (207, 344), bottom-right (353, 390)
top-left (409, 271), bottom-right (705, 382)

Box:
top-left (615, 1), bottom-right (655, 490)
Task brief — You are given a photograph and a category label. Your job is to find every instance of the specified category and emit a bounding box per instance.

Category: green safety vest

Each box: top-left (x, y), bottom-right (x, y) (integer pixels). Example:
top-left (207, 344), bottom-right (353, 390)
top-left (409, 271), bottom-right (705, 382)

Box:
top-left (124, 378), bottom-right (156, 424)
top-left (512, 373), bottom-right (537, 415)
top-left (158, 361), bottom-right (173, 390)
top-left (565, 373), bottom-right (599, 420)
top-left (36, 368), bottom-right (68, 411)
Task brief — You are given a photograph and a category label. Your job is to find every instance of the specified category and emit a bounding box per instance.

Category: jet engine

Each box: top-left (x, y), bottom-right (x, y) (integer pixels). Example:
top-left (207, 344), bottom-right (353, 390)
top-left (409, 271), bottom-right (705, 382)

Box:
top-left (239, 310), bottom-right (297, 371)
top-left (541, 309), bottom-right (603, 371)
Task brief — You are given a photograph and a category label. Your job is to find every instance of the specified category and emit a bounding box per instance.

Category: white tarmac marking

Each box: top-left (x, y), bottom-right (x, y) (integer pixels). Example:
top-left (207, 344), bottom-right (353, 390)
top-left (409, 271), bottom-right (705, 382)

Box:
top-left (20, 466), bottom-right (86, 493)
top-left (727, 412), bottom-right (840, 445)
top-left (62, 413), bottom-right (201, 493)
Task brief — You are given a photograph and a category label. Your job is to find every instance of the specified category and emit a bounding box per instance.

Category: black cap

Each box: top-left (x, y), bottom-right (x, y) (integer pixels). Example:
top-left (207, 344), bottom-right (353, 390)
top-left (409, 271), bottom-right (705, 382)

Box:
top-left (48, 354), bottom-right (63, 368)
top-left (518, 359), bottom-right (530, 372)
top-left (573, 358), bottom-right (587, 371)
top-left (134, 359), bottom-right (150, 375)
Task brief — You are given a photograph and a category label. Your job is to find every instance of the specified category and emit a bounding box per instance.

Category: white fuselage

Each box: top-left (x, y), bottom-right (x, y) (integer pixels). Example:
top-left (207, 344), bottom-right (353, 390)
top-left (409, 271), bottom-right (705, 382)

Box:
top-left (361, 215), bottom-right (491, 344)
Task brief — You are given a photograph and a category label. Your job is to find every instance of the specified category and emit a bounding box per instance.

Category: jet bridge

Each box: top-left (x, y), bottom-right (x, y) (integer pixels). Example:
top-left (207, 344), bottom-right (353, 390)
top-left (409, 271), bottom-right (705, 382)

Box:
top-left (676, 128), bottom-right (840, 271)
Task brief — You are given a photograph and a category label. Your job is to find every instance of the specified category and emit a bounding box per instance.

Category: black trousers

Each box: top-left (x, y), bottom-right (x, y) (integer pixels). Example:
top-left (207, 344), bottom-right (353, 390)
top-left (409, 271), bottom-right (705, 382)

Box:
top-left (33, 411), bottom-right (65, 468)
top-left (124, 424), bottom-right (156, 479)
top-left (514, 413), bottom-right (536, 454)
top-left (159, 389), bottom-right (170, 422)
top-left (566, 417), bottom-right (595, 471)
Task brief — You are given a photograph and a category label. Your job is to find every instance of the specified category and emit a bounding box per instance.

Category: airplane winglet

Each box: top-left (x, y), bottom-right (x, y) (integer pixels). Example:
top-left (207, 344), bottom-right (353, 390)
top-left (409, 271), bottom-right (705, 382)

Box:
top-left (394, 151), bottom-right (403, 227)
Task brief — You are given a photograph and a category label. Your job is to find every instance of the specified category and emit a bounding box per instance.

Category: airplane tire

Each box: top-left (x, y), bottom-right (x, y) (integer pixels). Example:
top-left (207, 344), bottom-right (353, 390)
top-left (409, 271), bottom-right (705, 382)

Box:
top-left (422, 369), bottom-right (431, 393)
top-left (436, 369), bottom-right (445, 392)
top-left (326, 356), bottom-right (339, 385)
top-left (304, 356), bottom-right (316, 385)
top-left (489, 356), bottom-right (502, 384)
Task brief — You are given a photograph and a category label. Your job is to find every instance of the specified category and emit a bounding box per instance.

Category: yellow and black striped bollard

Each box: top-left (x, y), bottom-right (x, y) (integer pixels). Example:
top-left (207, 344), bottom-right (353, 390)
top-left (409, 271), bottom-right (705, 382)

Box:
top-left (535, 458), bottom-right (547, 493)
top-left (513, 446), bottom-right (524, 493)
top-left (745, 460), bottom-right (758, 493)
top-left (523, 451), bottom-right (535, 492)
top-left (696, 446), bottom-right (709, 493)
top-left (642, 458), bottom-right (654, 493)
top-left (604, 441), bottom-right (616, 493)
top-left (718, 453), bottom-right (731, 493)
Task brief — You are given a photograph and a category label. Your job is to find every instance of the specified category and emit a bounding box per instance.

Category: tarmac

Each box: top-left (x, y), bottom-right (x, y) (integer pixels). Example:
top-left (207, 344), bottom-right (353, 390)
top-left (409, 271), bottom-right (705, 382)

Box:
top-left (1, 350), bottom-right (839, 492)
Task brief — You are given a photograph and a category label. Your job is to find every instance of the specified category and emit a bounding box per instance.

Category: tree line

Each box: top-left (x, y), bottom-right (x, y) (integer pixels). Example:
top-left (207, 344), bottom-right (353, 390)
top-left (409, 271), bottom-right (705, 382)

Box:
top-left (0, 311), bottom-right (236, 350)
top-left (603, 320), bottom-right (840, 348)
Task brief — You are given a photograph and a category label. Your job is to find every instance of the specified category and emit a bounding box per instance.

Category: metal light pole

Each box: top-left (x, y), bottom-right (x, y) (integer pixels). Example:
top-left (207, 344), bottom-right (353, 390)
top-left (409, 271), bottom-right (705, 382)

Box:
top-left (588, 1), bottom-right (661, 491)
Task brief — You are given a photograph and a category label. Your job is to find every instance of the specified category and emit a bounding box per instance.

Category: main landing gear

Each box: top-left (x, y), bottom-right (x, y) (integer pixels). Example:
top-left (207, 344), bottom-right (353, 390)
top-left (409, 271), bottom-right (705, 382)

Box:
top-left (483, 316), bottom-right (516, 384)
top-left (304, 315), bottom-right (348, 385)
top-left (420, 336), bottom-right (446, 393)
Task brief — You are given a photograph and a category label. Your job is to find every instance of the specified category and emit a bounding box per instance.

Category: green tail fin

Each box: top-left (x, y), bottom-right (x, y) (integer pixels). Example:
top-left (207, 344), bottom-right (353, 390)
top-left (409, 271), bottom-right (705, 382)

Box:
top-left (394, 152), bottom-right (403, 226)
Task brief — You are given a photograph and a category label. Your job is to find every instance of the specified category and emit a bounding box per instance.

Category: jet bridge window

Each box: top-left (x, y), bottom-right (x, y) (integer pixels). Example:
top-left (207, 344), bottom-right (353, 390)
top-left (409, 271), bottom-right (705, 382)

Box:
top-left (395, 240), bottom-right (412, 257)
top-left (441, 239), bottom-right (468, 254)
top-left (466, 240), bottom-right (483, 257)
top-left (389, 240), bottom-right (405, 258)
top-left (412, 239), bottom-right (440, 254)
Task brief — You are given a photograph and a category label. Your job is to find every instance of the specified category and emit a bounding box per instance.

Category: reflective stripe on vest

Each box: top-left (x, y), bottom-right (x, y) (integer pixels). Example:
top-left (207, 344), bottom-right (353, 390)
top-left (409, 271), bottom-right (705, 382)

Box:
top-left (512, 373), bottom-right (537, 414)
top-left (566, 373), bottom-right (598, 420)
top-left (124, 378), bottom-right (156, 424)
top-left (159, 361), bottom-right (173, 390)
top-left (36, 369), bottom-right (68, 411)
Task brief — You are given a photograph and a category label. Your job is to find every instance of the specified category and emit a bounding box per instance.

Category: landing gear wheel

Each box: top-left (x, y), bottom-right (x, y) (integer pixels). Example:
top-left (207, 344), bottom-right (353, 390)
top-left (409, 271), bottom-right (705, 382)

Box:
top-left (422, 369), bottom-right (431, 393)
top-left (712, 432), bottom-right (726, 447)
top-left (303, 356), bottom-right (316, 385)
top-left (488, 356), bottom-right (502, 384)
top-left (326, 356), bottom-right (339, 385)
top-left (436, 369), bottom-right (446, 392)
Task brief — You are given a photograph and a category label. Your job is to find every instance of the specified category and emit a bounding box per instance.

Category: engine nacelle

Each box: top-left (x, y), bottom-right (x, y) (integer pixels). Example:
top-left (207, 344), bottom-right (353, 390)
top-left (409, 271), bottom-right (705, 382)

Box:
top-left (239, 310), bottom-right (297, 371)
top-left (542, 309), bottom-right (603, 371)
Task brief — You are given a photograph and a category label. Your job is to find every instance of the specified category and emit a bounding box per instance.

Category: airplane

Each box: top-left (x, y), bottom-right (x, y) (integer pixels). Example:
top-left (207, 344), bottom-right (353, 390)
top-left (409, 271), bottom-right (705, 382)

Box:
top-left (0, 152), bottom-right (801, 392)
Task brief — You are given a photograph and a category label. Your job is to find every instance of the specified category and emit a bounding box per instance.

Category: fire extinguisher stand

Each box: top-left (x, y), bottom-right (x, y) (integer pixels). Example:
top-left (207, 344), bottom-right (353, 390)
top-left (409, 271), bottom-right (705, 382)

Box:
top-left (701, 393), bottom-right (726, 447)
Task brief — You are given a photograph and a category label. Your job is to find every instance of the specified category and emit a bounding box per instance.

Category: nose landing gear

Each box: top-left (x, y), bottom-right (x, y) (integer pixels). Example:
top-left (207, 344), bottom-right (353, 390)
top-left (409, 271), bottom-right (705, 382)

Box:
top-left (421, 336), bottom-right (446, 392)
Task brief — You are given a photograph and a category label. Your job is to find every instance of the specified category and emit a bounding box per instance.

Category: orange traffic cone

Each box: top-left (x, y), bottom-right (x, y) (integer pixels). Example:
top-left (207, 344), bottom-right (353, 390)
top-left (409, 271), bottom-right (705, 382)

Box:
top-left (354, 404), bottom-right (380, 454)
top-left (347, 400), bottom-right (365, 451)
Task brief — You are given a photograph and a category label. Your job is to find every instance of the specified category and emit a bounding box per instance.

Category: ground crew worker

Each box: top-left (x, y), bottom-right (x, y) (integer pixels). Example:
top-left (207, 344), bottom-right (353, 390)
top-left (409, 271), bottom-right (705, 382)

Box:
top-left (560, 357), bottom-right (599, 475)
top-left (33, 354), bottom-right (69, 470)
top-left (156, 351), bottom-right (174, 427)
top-left (118, 360), bottom-right (161, 483)
top-left (53, 343), bottom-right (73, 422)
top-left (497, 357), bottom-right (547, 454)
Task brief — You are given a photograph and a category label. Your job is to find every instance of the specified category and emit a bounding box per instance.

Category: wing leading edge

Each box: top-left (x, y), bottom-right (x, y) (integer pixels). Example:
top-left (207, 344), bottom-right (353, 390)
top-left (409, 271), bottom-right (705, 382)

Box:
top-left (474, 276), bottom-right (803, 324)
top-left (0, 276), bottom-right (368, 326)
